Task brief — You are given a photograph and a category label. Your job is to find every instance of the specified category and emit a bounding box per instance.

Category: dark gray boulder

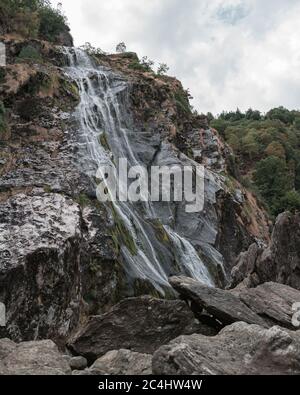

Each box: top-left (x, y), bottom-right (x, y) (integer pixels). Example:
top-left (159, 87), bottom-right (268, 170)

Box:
top-left (232, 282), bottom-right (300, 330)
top-left (68, 296), bottom-right (197, 361)
top-left (169, 276), bottom-right (267, 327)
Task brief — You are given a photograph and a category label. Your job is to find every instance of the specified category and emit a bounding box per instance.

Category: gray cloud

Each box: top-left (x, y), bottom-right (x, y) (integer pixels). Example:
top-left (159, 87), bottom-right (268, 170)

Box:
top-left (52, 0), bottom-right (300, 114)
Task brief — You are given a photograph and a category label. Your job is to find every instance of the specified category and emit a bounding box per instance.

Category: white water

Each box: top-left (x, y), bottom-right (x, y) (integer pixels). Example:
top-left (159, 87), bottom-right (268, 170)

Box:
top-left (63, 48), bottom-right (215, 292)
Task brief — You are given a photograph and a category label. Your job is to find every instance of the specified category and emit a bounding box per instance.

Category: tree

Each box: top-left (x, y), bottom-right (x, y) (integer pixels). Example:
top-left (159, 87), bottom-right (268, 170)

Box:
top-left (254, 156), bottom-right (291, 215)
top-left (140, 56), bottom-right (154, 72)
top-left (266, 107), bottom-right (294, 125)
top-left (278, 190), bottom-right (300, 213)
top-left (245, 108), bottom-right (261, 121)
top-left (116, 42), bottom-right (127, 53)
top-left (265, 142), bottom-right (286, 160)
top-left (157, 63), bottom-right (169, 75)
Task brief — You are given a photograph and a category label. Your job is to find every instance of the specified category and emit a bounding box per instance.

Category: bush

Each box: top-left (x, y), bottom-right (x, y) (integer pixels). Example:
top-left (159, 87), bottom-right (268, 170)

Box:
top-left (0, 0), bottom-right (70, 42)
top-left (157, 63), bottom-right (169, 76)
top-left (18, 45), bottom-right (41, 61)
top-left (38, 3), bottom-right (69, 42)
top-left (278, 190), bottom-right (300, 213)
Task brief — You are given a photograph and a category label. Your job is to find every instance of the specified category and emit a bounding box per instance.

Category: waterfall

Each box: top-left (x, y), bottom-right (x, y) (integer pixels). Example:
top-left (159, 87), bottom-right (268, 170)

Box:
top-left (63, 48), bottom-right (215, 293)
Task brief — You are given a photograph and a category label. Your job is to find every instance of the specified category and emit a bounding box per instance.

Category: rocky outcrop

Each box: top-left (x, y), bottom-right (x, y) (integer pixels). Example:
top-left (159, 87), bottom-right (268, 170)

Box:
top-left (170, 276), bottom-right (267, 327)
top-left (0, 339), bottom-right (71, 375)
top-left (0, 193), bottom-right (83, 342)
top-left (86, 349), bottom-right (152, 375)
top-left (170, 276), bottom-right (300, 331)
top-left (231, 212), bottom-right (300, 290)
top-left (152, 323), bottom-right (300, 375)
top-left (232, 282), bottom-right (300, 330)
top-left (68, 296), bottom-right (198, 362)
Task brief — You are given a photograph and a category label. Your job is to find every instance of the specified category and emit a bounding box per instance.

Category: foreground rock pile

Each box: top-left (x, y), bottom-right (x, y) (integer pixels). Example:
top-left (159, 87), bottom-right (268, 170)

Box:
top-left (1, 275), bottom-right (300, 375)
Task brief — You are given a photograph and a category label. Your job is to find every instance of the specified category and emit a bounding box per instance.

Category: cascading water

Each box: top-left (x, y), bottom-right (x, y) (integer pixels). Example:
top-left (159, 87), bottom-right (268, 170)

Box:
top-left (63, 47), bottom-right (215, 293)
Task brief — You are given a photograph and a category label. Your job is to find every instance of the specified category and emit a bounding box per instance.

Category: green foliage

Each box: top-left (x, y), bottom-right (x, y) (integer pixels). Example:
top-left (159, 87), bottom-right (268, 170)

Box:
top-left (212, 106), bottom-right (300, 215)
top-left (266, 106), bottom-right (295, 124)
top-left (17, 45), bottom-right (41, 61)
top-left (174, 90), bottom-right (191, 115)
top-left (76, 193), bottom-right (91, 208)
top-left (157, 63), bottom-right (169, 76)
top-left (80, 42), bottom-right (106, 56)
top-left (278, 190), bottom-right (300, 213)
top-left (254, 156), bottom-right (292, 215)
top-left (38, 2), bottom-right (69, 42)
top-left (0, 0), bottom-right (69, 42)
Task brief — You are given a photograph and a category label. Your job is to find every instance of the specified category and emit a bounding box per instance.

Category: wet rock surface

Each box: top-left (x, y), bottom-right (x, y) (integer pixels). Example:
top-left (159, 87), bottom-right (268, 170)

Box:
top-left (68, 296), bottom-right (197, 362)
top-left (152, 323), bottom-right (300, 375)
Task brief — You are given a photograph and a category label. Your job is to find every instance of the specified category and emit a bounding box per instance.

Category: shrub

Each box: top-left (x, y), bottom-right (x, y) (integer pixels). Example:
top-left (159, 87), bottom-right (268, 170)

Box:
top-left (278, 190), bottom-right (300, 213)
top-left (38, 3), bottom-right (69, 42)
top-left (157, 63), bottom-right (169, 76)
top-left (18, 45), bottom-right (42, 61)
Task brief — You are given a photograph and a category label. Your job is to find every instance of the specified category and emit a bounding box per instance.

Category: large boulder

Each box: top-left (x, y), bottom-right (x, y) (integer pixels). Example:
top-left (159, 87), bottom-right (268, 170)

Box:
top-left (231, 212), bottom-right (300, 290)
top-left (0, 193), bottom-right (83, 342)
top-left (0, 339), bottom-right (71, 375)
top-left (153, 323), bottom-right (300, 375)
top-left (232, 282), bottom-right (300, 330)
top-left (88, 349), bottom-right (152, 375)
top-left (68, 296), bottom-right (197, 362)
top-left (169, 276), bottom-right (267, 327)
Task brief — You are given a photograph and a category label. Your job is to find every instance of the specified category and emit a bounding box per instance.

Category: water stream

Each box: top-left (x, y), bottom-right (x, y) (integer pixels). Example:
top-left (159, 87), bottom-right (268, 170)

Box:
top-left (63, 48), bottom-right (215, 293)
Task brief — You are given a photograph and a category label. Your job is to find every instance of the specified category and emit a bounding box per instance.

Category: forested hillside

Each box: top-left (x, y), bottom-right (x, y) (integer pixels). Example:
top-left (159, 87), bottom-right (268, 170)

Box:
top-left (0, 0), bottom-right (71, 44)
top-left (210, 107), bottom-right (300, 216)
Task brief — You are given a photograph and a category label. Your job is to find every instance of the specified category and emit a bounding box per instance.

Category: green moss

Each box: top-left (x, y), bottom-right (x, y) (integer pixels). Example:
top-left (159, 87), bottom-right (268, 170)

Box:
top-left (43, 185), bottom-right (52, 193)
top-left (61, 79), bottom-right (79, 100)
top-left (151, 220), bottom-right (170, 244)
top-left (110, 204), bottom-right (138, 256)
top-left (76, 193), bottom-right (91, 208)
top-left (99, 132), bottom-right (110, 150)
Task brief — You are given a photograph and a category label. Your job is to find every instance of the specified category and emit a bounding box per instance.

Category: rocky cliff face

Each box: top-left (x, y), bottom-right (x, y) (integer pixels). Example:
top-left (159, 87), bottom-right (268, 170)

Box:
top-left (0, 36), bottom-right (271, 344)
top-left (1, 34), bottom-right (300, 376)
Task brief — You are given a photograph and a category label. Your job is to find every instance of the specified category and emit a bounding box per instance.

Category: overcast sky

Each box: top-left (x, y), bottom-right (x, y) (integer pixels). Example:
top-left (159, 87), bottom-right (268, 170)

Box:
top-left (51, 0), bottom-right (300, 114)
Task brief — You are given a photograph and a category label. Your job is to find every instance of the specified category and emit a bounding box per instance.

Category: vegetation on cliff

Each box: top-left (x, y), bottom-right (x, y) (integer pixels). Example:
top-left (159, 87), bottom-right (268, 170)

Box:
top-left (210, 107), bottom-right (300, 216)
top-left (0, 0), bottom-right (70, 44)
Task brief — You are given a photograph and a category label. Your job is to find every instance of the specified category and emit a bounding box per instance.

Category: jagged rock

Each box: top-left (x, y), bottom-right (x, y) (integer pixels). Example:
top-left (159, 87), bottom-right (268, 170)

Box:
top-left (0, 193), bottom-right (83, 342)
top-left (152, 323), bottom-right (300, 375)
top-left (231, 212), bottom-right (300, 290)
top-left (89, 349), bottom-right (152, 375)
top-left (0, 339), bottom-right (71, 375)
top-left (232, 282), bottom-right (300, 330)
top-left (68, 297), bottom-right (197, 362)
top-left (169, 276), bottom-right (267, 327)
